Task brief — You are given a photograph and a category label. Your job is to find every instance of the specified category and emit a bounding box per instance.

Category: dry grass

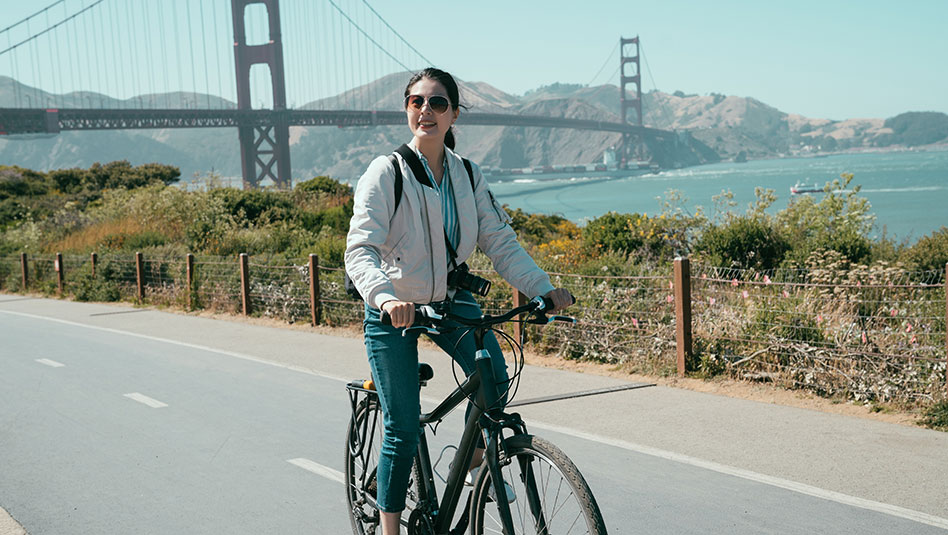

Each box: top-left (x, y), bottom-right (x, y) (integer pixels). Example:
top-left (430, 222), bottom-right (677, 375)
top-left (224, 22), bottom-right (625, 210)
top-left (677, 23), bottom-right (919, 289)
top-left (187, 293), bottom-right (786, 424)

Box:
top-left (45, 216), bottom-right (148, 253)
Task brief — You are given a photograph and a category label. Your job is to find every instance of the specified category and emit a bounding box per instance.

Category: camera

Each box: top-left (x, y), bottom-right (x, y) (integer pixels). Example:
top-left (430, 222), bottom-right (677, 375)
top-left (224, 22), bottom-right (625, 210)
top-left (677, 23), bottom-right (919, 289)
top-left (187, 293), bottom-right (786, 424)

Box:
top-left (447, 262), bottom-right (491, 297)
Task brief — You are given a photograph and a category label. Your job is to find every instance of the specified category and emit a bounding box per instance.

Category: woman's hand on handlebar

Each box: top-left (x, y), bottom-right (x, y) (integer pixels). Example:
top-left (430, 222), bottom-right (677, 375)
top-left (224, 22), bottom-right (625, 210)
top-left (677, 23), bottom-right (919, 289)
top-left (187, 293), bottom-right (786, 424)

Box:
top-left (544, 288), bottom-right (574, 312)
top-left (381, 300), bottom-right (415, 328)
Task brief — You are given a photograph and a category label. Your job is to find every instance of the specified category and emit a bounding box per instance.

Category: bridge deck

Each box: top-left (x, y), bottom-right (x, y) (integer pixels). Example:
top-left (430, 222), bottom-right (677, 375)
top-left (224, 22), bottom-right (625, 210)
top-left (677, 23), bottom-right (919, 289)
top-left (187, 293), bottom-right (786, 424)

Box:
top-left (0, 108), bottom-right (671, 138)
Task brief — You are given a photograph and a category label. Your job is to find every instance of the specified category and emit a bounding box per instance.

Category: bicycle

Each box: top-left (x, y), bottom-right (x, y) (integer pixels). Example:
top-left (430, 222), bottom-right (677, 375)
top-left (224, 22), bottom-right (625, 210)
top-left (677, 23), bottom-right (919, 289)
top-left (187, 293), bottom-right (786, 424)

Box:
top-left (344, 295), bottom-right (607, 534)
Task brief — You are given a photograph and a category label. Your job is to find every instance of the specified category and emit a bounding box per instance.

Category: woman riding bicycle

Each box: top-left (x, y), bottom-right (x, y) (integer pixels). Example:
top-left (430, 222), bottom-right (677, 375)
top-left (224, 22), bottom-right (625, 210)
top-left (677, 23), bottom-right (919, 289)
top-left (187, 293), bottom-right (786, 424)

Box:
top-left (344, 67), bottom-right (572, 535)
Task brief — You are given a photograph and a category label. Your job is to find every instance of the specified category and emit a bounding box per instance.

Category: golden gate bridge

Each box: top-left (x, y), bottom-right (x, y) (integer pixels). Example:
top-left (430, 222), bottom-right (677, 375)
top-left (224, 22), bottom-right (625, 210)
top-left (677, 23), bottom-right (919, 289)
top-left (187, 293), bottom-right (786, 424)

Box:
top-left (0, 0), bottom-right (670, 188)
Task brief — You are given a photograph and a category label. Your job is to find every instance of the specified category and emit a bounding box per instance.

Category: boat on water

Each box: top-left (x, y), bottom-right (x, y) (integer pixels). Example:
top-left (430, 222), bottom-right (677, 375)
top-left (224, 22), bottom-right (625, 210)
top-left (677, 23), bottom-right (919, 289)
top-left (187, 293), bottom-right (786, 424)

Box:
top-left (790, 182), bottom-right (825, 195)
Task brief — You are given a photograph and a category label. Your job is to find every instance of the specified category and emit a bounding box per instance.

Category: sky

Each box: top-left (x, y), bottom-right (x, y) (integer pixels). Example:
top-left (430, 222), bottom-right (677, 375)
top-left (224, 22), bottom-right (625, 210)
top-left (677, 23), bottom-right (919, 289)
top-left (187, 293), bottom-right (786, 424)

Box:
top-left (1, 0), bottom-right (946, 120)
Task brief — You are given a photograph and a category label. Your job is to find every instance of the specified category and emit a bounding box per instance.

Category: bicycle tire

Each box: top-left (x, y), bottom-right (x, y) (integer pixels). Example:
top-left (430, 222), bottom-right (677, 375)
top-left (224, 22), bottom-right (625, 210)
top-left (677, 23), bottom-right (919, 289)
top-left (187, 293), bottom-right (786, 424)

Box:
top-left (344, 396), bottom-right (427, 534)
top-left (469, 434), bottom-right (607, 535)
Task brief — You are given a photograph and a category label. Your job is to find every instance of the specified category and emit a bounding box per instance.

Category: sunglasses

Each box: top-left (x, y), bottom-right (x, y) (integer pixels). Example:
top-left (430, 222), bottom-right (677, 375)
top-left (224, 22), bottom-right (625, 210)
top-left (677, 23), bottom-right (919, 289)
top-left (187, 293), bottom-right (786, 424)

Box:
top-left (405, 94), bottom-right (451, 114)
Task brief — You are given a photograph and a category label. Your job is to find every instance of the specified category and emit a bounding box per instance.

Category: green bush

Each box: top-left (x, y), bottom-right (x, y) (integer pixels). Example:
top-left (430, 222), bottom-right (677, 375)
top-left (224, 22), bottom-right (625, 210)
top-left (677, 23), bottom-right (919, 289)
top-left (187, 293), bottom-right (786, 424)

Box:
top-left (295, 175), bottom-right (351, 196)
top-left (506, 207), bottom-right (570, 245)
top-left (124, 230), bottom-right (169, 250)
top-left (920, 401), bottom-right (948, 431)
top-left (582, 211), bottom-right (685, 261)
top-left (72, 269), bottom-right (122, 302)
top-left (211, 188), bottom-right (296, 226)
top-left (696, 215), bottom-right (790, 270)
top-left (777, 173), bottom-right (875, 264)
top-left (901, 227), bottom-right (948, 276)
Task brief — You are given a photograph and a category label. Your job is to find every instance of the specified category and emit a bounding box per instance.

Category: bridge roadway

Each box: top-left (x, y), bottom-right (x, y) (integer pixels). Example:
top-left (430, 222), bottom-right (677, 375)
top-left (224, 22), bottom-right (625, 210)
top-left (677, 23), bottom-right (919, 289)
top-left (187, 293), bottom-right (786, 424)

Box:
top-left (0, 108), bottom-right (672, 139)
top-left (1, 296), bottom-right (947, 534)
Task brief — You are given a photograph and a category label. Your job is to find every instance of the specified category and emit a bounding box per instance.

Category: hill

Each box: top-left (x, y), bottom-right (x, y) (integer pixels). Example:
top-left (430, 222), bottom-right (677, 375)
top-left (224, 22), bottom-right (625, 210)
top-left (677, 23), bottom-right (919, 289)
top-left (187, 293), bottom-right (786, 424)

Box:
top-left (3, 74), bottom-right (945, 182)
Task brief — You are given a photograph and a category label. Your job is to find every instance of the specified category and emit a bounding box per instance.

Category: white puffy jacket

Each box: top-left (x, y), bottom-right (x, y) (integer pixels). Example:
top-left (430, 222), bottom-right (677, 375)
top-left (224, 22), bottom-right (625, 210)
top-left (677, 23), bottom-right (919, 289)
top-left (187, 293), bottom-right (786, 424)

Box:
top-left (345, 142), bottom-right (555, 310)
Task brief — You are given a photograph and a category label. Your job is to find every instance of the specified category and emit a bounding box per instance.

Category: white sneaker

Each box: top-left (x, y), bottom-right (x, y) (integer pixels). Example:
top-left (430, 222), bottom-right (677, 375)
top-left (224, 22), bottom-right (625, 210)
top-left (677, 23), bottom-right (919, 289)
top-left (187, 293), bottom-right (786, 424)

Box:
top-left (465, 466), bottom-right (516, 503)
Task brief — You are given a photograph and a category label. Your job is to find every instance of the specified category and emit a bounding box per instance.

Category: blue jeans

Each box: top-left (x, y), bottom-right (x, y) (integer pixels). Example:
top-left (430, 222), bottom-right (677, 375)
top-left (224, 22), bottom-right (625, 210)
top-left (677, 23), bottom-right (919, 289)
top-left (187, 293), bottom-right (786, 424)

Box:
top-left (362, 289), bottom-right (509, 513)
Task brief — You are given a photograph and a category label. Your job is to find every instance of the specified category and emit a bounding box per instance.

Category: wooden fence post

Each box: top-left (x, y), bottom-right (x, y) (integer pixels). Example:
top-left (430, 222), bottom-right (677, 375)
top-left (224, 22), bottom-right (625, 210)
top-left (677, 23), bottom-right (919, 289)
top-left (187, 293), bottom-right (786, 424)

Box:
top-left (91, 252), bottom-right (98, 278)
top-left (511, 287), bottom-right (527, 342)
top-left (674, 257), bottom-right (693, 377)
top-left (135, 252), bottom-right (145, 302)
top-left (55, 252), bottom-right (64, 296)
top-left (309, 254), bottom-right (321, 326)
top-left (239, 253), bottom-right (251, 316)
top-left (20, 253), bottom-right (28, 290)
top-left (186, 253), bottom-right (195, 311)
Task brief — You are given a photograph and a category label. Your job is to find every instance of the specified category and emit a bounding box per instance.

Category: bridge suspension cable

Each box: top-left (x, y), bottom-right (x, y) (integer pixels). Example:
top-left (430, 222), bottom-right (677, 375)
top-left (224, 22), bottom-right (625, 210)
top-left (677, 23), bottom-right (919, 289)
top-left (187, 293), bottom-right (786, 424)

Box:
top-left (0, 0), bottom-right (66, 36)
top-left (0, 0), bottom-right (104, 57)
top-left (639, 41), bottom-right (677, 128)
top-left (587, 41), bottom-right (619, 87)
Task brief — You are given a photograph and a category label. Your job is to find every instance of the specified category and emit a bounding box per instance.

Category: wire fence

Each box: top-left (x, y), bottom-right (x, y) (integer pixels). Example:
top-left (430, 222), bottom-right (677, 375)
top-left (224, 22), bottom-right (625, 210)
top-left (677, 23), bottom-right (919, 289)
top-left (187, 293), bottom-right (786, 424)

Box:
top-left (691, 263), bottom-right (946, 403)
top-left (2, 252), bottom-right (945, 404)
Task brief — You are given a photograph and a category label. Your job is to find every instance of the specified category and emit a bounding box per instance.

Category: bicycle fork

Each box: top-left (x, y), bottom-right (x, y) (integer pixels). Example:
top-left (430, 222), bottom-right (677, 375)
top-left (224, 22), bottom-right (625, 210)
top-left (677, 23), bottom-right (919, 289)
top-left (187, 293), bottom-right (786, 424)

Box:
top-left (475, 348), bottom-right (551, 535)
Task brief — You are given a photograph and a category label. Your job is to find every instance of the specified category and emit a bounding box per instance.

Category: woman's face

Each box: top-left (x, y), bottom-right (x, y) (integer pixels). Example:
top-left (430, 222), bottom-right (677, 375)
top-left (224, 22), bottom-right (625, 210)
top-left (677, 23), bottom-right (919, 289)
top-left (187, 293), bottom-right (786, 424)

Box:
top-left (405, 77), bottom-right (458, 146)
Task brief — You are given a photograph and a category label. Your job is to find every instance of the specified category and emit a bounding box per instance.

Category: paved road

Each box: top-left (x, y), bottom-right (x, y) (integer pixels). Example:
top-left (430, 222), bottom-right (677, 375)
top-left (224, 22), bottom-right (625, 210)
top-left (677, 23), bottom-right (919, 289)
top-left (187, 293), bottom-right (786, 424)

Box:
top-left (1, 296), bottom-right (947, 534)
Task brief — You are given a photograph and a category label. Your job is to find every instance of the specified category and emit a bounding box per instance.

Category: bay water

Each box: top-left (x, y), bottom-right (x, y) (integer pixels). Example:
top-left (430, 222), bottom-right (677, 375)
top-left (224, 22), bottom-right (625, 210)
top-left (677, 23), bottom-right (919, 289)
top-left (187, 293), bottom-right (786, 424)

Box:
top-left (489, 150), bottom-right (948, 243)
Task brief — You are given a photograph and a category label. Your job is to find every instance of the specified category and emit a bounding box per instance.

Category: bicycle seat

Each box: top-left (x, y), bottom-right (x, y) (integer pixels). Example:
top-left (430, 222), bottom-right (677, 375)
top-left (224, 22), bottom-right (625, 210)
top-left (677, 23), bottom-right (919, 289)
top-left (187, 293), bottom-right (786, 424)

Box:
top-left (419, 362), bottom-right (434, 384)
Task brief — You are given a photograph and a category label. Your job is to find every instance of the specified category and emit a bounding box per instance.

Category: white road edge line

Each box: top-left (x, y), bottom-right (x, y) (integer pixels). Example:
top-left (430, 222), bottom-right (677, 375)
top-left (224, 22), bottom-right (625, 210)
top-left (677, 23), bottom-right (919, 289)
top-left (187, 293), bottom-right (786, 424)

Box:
top-left (36, 358), bottom-right (65, 368)
top-left (124, 392), bottom-right (168, 409)
top-left (528, 420), bottom-right (948, 531)
top-left (287, 458), bottom-right (344, 484)
top-left (0, 309), bottom-right (352, 384)
top-left (4, 308), bottom-right (947, 529)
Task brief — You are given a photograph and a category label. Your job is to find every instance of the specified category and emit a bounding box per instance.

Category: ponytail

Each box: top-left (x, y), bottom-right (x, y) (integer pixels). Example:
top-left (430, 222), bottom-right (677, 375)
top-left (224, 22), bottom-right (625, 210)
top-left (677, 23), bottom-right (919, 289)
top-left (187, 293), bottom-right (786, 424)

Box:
top-left (444, 127), bottom-right (456, 150)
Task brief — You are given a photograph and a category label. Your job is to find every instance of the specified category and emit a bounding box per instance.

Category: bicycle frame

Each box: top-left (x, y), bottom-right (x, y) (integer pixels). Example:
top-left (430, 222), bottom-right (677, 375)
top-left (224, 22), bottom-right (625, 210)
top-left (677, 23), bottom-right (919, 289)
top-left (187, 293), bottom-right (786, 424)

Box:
top-left (350, 295), bottom-right (568, 534)
top-left (412, 327), bottom-right (531, 535)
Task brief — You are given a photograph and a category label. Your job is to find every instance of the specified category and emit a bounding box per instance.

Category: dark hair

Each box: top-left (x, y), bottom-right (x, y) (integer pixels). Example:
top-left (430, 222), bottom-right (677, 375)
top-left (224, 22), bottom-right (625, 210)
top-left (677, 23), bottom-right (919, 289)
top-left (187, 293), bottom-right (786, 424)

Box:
top-left (404, 67), bottom-right (464, 150)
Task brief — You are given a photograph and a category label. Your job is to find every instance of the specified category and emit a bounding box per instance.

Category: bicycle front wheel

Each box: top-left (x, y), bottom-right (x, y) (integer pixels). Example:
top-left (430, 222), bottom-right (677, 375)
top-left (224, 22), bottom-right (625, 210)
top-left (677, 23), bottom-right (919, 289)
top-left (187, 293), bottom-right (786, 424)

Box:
top-left (470, 434), bottom-right (607, 535)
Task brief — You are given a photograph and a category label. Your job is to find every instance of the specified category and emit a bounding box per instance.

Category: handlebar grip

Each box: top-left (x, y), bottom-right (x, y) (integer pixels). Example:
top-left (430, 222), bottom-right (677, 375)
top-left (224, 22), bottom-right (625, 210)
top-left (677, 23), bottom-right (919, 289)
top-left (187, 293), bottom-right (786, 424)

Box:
top-left (539, 293), bottom-right (576, 311)
top-left (380, 304), bottom-right (425, 327)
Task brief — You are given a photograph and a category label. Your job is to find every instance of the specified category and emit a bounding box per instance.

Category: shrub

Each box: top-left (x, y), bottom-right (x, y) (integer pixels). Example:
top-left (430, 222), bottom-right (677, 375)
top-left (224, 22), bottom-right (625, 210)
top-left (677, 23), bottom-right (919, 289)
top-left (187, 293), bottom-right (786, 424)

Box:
top-left (296, 175), bottom-right (351, 196)
top-left (506, 207), bottom-right (572, 246)
top-left (696, 215), bottom-right (790, 270)
top-left (901, 227), bottom-right (948, 276)
top-left (777, 173), bottom-right (875, 264)
top-left (211, 188), bottom-right (296, 226)
top-left (72, 261), bottom-right (122, 302)
top-left (920, 401), bottom-right (948, 431)
top-left (124, 230), bottom-right (169, 250)
top-left (582, 212), bottom-right (685, 261)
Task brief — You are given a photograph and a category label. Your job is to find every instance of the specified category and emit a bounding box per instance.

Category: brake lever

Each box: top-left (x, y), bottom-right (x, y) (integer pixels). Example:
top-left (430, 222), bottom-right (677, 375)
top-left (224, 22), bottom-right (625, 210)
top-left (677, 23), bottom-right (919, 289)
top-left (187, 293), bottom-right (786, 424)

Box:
top-left (403, 326), bottom-right (441, 337)
top-left (548, 315), bottom-right (576, 324)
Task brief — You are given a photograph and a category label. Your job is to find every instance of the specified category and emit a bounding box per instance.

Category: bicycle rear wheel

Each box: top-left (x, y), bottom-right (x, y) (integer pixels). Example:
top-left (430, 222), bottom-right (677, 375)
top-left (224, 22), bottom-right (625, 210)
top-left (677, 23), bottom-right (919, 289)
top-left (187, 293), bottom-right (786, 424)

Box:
top-left (345, 396), bottom-right (382, 534)
top-left (470, 434), bottom-right (607, 535)
top-left (344, 396), bottom-right (427, 534)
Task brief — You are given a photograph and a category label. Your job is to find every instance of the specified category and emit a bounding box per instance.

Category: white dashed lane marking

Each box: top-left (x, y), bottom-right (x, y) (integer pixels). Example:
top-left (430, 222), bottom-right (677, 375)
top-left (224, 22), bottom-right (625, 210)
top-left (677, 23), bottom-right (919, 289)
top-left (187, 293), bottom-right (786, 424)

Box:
top-left (123, 392), bottom-right (168, 408)
top-left (36, 358), bottom-right (65, 368)
top-left (287, 458), bottom-right (344, 484)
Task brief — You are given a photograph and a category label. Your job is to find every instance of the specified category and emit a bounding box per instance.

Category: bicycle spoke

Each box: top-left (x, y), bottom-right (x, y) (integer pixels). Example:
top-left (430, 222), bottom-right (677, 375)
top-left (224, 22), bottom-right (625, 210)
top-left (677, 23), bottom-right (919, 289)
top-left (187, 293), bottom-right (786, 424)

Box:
top-left (473, 435), bottom-right (605, 534)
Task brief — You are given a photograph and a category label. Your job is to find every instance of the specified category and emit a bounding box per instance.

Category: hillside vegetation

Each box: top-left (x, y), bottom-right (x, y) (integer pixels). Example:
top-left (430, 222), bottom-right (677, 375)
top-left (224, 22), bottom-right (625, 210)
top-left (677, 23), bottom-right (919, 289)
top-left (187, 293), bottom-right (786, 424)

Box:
top-left (3, 161), bottom-right (947, 279)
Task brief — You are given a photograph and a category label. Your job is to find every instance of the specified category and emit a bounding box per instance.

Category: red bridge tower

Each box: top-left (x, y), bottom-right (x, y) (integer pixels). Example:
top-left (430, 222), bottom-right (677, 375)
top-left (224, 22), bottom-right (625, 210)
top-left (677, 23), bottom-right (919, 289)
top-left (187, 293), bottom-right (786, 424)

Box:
top-left (231, 0), bottom-right (291, 189)
top-left (619, 36), bottom-right (643, 166)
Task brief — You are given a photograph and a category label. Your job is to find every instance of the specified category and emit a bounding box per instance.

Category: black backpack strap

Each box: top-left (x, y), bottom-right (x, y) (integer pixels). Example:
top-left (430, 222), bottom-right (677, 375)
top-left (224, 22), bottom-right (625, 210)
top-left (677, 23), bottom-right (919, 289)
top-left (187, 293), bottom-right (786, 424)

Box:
top-left (462, 158), bottom-right (474, 191)
top-left (387, 154), bottom-right (403, 216)
top-left (394, 144), bottom-right (432, 188)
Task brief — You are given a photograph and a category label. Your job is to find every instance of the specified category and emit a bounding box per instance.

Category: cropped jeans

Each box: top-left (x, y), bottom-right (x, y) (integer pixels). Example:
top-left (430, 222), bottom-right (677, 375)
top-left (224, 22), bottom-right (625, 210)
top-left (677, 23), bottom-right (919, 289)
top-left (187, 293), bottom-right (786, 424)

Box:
top-left (362, 289), bottom-right (509, 513)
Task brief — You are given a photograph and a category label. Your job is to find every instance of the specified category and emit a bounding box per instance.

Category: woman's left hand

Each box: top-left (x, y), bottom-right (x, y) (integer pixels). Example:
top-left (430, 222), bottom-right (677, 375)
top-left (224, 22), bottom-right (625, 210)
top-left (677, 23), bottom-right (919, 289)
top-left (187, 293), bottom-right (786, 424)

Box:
top-left (544, 288), bottom-right (574, 312)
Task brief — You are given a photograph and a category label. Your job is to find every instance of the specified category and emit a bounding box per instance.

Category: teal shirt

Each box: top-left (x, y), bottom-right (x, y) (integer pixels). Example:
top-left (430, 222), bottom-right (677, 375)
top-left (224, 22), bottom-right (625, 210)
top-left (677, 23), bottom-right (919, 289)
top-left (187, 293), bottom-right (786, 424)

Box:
top-left (416, 148), bottom-right (460, 267)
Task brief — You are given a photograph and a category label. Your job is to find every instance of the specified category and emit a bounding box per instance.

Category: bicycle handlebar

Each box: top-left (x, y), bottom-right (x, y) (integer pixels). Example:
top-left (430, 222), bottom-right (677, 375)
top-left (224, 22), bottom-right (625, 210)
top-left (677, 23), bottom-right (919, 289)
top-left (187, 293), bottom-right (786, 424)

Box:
top-left (380, 294), bottom-right (576, 332)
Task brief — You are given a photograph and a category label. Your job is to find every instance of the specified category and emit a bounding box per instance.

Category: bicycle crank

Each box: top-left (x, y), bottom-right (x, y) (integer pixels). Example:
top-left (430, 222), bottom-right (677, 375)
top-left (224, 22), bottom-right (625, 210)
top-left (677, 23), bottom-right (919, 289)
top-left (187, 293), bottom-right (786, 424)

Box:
top-left (407, 509), bottom-right (435, 535)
